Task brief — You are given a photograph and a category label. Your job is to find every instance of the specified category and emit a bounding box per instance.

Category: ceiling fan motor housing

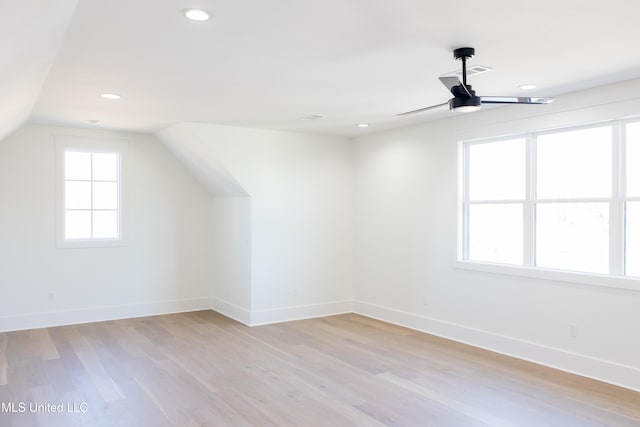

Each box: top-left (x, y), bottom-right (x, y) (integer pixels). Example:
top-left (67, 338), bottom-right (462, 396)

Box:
top-left (450, 84), bottom-right (481, 110)
top-left (450, 95), bottom-right (481, 111)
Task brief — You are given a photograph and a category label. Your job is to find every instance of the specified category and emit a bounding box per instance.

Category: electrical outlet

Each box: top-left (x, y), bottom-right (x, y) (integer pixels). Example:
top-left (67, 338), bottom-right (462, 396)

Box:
top-left (293, 288), bottom-right (298, 297)
top-left (569, 323), bottom-right (578, 338)
top-left (48, 292), bottom-right (56, 302)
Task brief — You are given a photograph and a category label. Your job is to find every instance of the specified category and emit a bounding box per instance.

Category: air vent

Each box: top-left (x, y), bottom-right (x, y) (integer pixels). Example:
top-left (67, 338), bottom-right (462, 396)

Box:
top-left (442, 65), bottom-right (492, 78)
top-left (301, 114), bottom-right (325, 120)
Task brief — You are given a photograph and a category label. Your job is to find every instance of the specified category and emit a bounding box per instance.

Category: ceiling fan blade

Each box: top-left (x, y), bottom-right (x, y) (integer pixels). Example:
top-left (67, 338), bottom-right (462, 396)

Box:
top-left (439, 76), bottom-right (461, 92)
top-left (480, 96), bottom-right (555, 105)
top-left (439, 76), bottom-right (472, 97)
top-left (397, 102), bottom-right (449, 116)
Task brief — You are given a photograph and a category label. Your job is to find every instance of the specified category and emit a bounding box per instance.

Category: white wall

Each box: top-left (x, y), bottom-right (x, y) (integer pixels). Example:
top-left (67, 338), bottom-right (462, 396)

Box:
top-left (0, 124), bottom-right (215, 331)
top-left (158, 123), bottom-right (354, 325)
top-left (210, 196), bottom-right (252, 322)
top-left (353, 79), bottom-right (640, 391)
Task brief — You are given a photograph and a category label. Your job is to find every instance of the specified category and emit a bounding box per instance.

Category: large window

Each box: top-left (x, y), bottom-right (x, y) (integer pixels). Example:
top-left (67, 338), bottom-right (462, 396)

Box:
top-left (55, 136), bottom-right (126, 248)
top-left (627, 123), bottom-right (640, 276)
top-left (461, 119), bottom-right (640, 279)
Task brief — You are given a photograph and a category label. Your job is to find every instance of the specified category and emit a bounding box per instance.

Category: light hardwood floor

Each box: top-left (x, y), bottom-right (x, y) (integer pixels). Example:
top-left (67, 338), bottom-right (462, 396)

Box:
top-left (1, 311), bottom-right (639, 426)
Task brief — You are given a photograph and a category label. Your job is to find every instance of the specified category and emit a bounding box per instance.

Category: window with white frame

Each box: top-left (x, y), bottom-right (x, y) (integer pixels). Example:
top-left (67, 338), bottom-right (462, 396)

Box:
top-left (55, 136), bottom-right (126, 248)
top-left (461, 119), bottom-right (639, 279)
top-left (626, 122), bottom-right (640, 276)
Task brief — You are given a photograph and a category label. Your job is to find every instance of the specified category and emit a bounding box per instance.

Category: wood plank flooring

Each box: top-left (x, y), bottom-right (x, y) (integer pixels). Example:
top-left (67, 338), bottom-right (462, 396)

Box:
top-left (0, 311), bottom-right (639, 426)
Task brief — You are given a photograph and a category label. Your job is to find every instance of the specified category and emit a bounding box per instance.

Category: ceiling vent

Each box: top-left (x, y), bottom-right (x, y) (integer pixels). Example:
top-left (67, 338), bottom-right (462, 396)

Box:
top-left (301, 114), bottom-right (325, 120)
top-left (442, 64), bottom-right (492, 78)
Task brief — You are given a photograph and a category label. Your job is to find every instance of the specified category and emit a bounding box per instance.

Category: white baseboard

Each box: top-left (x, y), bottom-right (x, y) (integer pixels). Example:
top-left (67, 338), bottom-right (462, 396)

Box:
top-left (353, 300), bottom-right (640, 393)
top-left (250, 300), bottom-right (354, 326)
top-left (211, 297), bottom-right (252, 325)
top-left (0, 297), bottom-right (214, 332)
top-left (3, 296), bottom-right (637, 392)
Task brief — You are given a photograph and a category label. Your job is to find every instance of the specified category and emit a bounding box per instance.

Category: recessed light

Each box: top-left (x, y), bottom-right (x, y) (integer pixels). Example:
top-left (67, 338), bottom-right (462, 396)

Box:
top-left (357, 123), bottom-right (369, 128)
top-left (100, 93), bottom-right (121, 100)
top-left (518, 84), bottom-right (537, 90)
top-left (182, 8), bottom-right (211, 21)
top-left (86, 120), bottom-right (102, 125)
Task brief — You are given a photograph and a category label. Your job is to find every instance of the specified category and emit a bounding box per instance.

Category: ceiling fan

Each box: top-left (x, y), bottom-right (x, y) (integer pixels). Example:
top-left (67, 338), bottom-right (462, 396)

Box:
top-left (398, 47), bottom-right (554, 115)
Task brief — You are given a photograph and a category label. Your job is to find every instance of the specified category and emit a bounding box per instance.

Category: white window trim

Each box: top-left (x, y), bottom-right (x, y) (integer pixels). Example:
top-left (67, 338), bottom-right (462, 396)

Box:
top-left (457, 118), bottom-right (640, 291)
top-left (453, 259), bottom-right (640, 291)
top-left (55, 135), bottom-right (128, 249)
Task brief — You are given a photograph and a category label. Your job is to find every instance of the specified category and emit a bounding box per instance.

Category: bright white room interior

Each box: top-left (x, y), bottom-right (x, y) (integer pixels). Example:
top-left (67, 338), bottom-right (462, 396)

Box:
top-left (1, 1), bottom-right (639, 393)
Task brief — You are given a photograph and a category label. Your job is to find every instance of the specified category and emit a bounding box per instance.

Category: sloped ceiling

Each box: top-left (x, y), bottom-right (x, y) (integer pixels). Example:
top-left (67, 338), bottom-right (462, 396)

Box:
top-left (0, 1), bottom-right (78, 141)
top-left (158, 123), bottom-right (250, 197)
top-left (3, 0), bottom-right (640, 138)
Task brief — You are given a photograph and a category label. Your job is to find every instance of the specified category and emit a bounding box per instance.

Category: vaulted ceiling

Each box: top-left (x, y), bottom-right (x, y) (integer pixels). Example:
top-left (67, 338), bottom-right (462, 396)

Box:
top-left (3, 0), bottom-right (640, 140)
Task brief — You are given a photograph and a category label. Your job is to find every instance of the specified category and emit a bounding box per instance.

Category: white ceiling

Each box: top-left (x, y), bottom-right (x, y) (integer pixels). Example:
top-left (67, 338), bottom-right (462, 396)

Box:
top-left (6, 0), bottom-right (640, 138)
top-left (0, 0), bottom-right (77, 140)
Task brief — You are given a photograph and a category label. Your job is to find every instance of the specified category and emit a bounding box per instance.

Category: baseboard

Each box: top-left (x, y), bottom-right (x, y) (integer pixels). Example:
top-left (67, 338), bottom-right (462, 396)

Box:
top-left (0, 297), bottom-right (214, 332)
top-left (250, 300), bottom-right (354, 326)
top-left (211, 297), bottom-right (252, 325)
top-left (353, 300), bottom-right (640, 392)
top-left (3, 296), bottom-right (637, 392)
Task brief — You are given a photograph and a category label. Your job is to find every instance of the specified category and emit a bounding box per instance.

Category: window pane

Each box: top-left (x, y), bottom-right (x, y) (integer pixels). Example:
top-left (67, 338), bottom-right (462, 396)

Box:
top-left (65, 151), bottom-right (91, 180)
top-left (627, 123), bottom-right (640, 198)
top-left (468, 204), bottom-right (523, 265)
top-left (469, 139), bottom-right (525, 201)
top-left (93, 182), bottom-right (118, 209)
top-left (65, 210), bottom-right (91, 239)
top-left (536, 203), bottom-right (609, 274)
top-left (92, 153), bottom-right (118, 181)
top-left (93, 211), bottom-right (118, 238)
top-left (537, 127), bottom-right (611, 199)
top-left (65, 181), bottom-right (91, 209)
top-left (626, 202), bottom-right (640, 277)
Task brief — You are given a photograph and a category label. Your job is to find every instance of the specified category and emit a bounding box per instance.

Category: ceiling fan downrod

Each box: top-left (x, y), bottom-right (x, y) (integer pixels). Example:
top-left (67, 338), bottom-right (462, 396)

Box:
top-left (453, 47), bottom-right (475, 88)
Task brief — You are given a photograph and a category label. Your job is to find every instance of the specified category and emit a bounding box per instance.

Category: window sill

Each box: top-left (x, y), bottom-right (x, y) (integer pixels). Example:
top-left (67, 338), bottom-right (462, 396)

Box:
top-left (454, 260), bottom-right (640, 292)
top-left (56, 239), bottom-right (127, 249)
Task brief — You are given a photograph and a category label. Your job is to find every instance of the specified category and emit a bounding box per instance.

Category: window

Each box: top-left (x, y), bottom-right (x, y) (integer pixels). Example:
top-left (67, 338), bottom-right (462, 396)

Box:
top-left (535, 126), bottom-right (611, 274)
top-left (626, 122), bottom-right (640, 276)
top-left (461, 119), bottom-right (640, 282)
top-left (55, 136), bottom-right (126, 248)
top-left (466, 138), bottom-right (525, 265)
